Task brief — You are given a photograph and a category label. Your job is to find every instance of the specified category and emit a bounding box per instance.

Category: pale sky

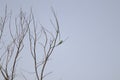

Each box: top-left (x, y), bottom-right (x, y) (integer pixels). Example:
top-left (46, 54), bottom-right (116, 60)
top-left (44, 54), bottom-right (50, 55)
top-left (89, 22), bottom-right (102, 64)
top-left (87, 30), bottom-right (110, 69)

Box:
top-left (0, 0), bottom-right (120, 80)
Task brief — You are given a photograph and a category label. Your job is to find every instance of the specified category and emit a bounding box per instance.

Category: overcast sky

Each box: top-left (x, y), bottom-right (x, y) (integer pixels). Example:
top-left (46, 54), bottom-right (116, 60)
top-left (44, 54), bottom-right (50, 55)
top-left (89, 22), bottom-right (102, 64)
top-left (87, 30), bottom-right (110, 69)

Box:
top-left (0, 0), bottom-right (120, 80)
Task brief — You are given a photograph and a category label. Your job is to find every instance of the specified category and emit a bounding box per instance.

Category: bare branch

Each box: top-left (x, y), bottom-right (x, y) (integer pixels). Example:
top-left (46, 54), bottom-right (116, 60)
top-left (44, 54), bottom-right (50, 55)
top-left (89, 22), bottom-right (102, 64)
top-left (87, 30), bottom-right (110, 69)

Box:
top-left (40, 8), bottom-right (62, 80)
top-left (0, 6), bottom-right (64, 80)
top-left (0, 5), bottom-right (7, 41)
top-left (28, 10), bottom-right (40, 80)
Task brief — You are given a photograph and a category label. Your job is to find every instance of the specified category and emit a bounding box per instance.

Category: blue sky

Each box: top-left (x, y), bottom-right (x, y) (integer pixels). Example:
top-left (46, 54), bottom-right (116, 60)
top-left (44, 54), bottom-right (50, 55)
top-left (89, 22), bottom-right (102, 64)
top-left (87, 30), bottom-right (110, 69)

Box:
top-left (0, 0), bottom-right (120, 80)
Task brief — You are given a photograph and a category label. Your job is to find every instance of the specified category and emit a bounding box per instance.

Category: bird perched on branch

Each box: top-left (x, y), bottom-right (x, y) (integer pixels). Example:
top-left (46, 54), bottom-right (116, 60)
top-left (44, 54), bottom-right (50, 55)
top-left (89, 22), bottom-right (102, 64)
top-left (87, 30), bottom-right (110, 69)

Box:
top-left (56, 40), bottom-right (63, 46)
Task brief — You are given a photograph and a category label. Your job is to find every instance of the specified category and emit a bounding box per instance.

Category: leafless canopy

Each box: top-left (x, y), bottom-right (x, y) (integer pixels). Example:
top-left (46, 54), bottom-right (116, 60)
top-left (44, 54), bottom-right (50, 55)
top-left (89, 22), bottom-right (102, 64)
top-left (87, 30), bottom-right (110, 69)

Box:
top-left (0, 6), bottom-right (64, 80)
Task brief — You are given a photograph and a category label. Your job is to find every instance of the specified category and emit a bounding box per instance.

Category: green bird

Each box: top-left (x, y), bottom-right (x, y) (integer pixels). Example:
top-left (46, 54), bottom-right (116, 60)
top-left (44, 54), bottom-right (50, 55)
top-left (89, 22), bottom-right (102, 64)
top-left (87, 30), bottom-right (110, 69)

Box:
top-left (56, 40), bottom-right (63, 46)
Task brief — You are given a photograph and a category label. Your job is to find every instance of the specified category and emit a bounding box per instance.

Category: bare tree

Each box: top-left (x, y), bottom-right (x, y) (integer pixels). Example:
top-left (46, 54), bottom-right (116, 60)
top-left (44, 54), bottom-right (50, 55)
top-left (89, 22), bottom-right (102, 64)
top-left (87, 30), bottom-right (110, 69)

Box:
top-left (28, 9), bottom-right (63, 80)
top-left (0, 8), bottom-right (31, 80)
top-left (0, 6), bottom-right (64, 80)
